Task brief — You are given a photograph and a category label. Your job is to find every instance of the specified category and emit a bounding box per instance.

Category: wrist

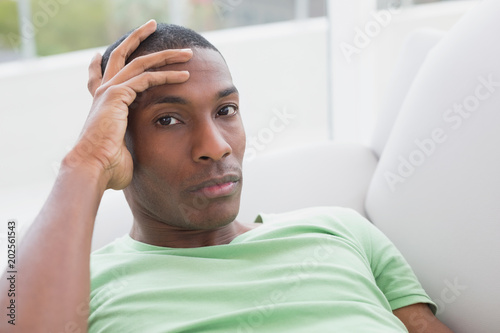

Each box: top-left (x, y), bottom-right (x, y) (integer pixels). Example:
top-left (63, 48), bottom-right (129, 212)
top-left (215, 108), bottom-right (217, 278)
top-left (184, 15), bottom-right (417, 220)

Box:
top-left (61, 149), bottom-right (111, 192)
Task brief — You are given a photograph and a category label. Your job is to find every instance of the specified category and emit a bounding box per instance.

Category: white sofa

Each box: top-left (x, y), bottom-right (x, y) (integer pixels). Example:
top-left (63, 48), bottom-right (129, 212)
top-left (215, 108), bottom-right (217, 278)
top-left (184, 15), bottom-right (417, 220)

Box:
top-left (93, 1), bottom-right (499, 331)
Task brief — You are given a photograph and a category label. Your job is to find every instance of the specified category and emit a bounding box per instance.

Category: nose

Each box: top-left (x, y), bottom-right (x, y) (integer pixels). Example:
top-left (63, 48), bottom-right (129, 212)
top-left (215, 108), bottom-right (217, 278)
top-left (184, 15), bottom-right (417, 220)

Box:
top-left (191, 121), bottom-right (232, 162)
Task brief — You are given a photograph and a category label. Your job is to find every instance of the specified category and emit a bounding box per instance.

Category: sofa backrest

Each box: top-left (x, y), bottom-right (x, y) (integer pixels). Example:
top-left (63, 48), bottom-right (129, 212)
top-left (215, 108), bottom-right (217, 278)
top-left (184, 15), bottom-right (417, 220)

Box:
top-left (365, 1), bottom-right (500, 331)
top-left (370, 28), bottom-right (445, 158)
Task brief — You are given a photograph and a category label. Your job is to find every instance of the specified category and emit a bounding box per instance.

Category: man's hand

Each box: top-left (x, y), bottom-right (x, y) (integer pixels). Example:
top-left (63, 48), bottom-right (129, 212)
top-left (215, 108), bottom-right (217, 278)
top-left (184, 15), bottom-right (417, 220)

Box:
top-left (68, 19), bottom-right (192, 190)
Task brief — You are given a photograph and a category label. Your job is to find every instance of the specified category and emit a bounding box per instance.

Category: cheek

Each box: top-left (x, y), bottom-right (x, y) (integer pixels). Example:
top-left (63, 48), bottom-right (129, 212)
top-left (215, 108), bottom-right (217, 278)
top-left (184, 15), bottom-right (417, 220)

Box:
top-left (228, 119), bottom-right (246, 159)
top-left (129, 141), bottom-right (187, 209)
top-left (126, 126), bottom-right (184, 184)
top-left (136, 138), bottom-right (184, 175)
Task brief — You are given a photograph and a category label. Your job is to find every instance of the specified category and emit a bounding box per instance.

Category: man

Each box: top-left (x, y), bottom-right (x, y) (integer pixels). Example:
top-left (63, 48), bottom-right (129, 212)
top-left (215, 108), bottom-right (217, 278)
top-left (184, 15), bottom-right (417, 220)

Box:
top-left (0, 20), bottom-right (452, 332)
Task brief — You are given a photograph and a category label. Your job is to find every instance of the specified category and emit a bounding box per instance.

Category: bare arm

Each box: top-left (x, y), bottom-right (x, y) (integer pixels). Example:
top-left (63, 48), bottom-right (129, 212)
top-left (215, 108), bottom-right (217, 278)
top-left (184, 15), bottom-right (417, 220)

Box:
top-left (0, 20), bottom-right (192, 332)
top-left (393, 303), bottom-right (453, 333)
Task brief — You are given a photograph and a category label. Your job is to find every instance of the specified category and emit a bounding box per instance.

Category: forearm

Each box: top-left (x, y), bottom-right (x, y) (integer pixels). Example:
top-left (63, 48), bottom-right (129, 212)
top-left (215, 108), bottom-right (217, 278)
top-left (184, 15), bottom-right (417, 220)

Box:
top-left (394, 303), bottom-right (453, 333)
top-left (0, 154), bottom-right (108, 331)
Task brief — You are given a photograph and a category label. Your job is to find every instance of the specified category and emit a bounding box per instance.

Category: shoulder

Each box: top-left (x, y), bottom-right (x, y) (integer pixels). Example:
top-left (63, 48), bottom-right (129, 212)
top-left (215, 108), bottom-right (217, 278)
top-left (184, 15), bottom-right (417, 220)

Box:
top-left (90, 235), bottom-right (135, 283)
top-left (91, 235), bottom-right (130, 256)
top-left (260, 206), bottom-right (373, 231)
top-left (258, 206), bottom-right (366, 225)
top-left (254, 206), bottom-right (375, 243)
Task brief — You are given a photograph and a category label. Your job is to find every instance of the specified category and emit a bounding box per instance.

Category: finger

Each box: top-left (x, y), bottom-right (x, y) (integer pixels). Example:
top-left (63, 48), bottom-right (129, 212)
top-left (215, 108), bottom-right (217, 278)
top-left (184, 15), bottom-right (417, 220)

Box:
top-left (102, 19), bottom-right (157, 83)
top-left (116, 70), bottom-right (190, 106)
top-left (105, 49), bottom-right (193, 88)
top-left (87, 53), bottom-right (103, 97)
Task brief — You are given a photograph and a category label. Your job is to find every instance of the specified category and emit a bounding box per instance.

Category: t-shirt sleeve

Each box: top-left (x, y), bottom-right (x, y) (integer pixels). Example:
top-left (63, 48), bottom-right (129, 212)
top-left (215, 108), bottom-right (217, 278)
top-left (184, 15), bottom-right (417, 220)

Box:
top-left (344, 209), bottom-right (437, 313)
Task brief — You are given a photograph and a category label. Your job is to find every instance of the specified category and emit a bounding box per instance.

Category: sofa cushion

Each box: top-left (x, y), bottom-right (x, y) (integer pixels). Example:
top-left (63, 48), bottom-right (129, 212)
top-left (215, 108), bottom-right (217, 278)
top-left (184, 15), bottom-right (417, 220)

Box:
top-left (238, 142), bottom-right (377, 222)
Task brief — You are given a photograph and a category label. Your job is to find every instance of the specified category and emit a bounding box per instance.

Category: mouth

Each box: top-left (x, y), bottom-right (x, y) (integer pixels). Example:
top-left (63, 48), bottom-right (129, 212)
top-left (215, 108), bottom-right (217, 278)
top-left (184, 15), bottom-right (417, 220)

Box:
top-left (188, 174), bottom-right (240, 199)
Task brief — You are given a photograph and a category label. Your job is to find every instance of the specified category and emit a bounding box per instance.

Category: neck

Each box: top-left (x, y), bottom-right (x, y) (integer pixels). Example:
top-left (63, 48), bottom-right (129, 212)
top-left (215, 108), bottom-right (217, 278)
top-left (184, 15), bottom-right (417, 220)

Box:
top-left (129, 218), bottom-right (257, 248)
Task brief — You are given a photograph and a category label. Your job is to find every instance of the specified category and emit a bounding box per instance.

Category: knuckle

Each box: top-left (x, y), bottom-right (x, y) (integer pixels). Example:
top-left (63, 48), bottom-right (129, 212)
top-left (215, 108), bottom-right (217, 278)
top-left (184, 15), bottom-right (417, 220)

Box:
top-left (131, 57), bottom-right (150, 72)
top-left (108, 84), bottom-right (136, 102)
top-left (129, 27), bottom-right (144, 40)
top-left (110, 47), bottom-right (128, 61)
top-left (142, 71), bottom-right (155, 80)
top-left (93, 85), bottom-right (107, 98)
top-left (135, 71), bottom-right (154, 87)
top-left (103, 84), bottom-right (119, 95)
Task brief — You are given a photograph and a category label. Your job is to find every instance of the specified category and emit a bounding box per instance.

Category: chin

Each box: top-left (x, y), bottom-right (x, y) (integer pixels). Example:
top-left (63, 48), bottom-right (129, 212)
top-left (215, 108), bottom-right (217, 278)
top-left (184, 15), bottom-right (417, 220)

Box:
top-left (177, 196), bottom-right (241, 230)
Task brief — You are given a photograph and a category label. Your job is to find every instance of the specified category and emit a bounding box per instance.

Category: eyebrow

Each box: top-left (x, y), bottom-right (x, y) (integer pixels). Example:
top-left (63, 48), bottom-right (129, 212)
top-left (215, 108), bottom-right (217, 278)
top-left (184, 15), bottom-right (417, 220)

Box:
top-left (218, 86), bottom-right (239, 99)
top-left (148, 85), bottom-right (239, 107)
top-left (153, 96), bottom-right (188, 105)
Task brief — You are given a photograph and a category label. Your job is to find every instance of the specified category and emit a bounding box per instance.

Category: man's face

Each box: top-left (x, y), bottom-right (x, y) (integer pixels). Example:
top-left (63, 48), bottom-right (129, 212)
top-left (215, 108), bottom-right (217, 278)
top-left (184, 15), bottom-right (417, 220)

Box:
top-left (124, 48), bottom-right (246, 230)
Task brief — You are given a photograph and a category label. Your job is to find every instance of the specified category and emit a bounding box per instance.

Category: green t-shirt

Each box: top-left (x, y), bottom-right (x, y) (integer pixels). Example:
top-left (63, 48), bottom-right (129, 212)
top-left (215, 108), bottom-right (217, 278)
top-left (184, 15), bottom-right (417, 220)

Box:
top-left (89, 207), bottom-right (435, 332)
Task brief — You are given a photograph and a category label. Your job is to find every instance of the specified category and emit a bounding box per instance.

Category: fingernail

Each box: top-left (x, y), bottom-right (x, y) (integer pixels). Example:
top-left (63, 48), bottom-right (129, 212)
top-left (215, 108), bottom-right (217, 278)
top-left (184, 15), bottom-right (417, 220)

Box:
top-left (144, 19), bottom-right (156, 26)
top-left (181, 48), bottom-right (192, 52)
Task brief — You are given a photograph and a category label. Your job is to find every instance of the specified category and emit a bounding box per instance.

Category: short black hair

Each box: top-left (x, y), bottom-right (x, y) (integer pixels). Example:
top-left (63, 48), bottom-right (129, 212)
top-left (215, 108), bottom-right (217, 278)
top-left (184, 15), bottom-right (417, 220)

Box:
top-left (101, 23), bottom-right (220, 75)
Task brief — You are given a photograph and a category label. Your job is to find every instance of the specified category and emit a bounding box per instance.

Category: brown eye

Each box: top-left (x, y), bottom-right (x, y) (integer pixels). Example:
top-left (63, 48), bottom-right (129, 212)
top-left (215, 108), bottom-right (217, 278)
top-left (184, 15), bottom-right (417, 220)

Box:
top-left (156, 116), bottom-right (181, 126)
top-left (216, 105), bottom-right (238, 117)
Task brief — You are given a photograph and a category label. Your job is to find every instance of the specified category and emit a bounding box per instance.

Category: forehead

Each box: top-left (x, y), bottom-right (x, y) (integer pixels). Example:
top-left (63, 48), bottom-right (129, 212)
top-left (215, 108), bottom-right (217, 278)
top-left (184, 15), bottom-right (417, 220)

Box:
top-left (164, 47), bottom-right (229, 75)
top-left (144, 48), bottom-right (233, 99)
